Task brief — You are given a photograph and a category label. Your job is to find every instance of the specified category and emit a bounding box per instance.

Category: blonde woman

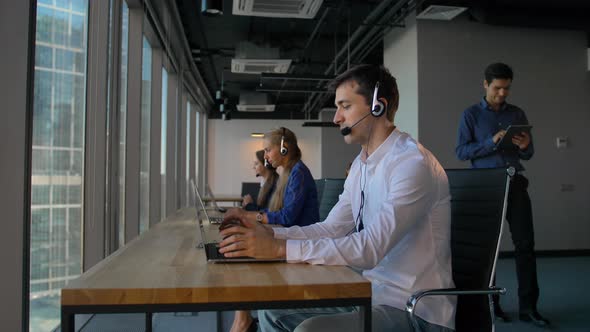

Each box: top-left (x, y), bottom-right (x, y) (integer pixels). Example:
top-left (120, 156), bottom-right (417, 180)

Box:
top-left (224, 127), bottom-right (319, 227)
top-left (224, 127), bottom-right (319, 332)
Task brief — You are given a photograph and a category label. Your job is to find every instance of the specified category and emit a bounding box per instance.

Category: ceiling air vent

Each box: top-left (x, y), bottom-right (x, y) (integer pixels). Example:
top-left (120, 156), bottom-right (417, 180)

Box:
top-left (231, 59), bottom-right (292, 74)
top-left (236, 105), bottom-right (276, 112)
top-left (417, 5), bottom-right (467, 20)
top-left (236, 105), bottom-right (275, 112)
top-left (233, 0), bottom-right (323, 19)
top-left (237, 92), bottom-right (275, 112)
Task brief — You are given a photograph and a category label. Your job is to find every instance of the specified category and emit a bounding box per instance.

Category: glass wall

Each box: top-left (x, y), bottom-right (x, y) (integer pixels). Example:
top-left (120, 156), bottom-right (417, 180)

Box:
top-left (30, 0), bottom-right (88, 330)
top-left (24, 1), bottom-right (210, 328)
top-left (139, 36), bottom-right (152, 233)
top-left (117, 1), bottom-right (129, 247)
top-left (195, 110), bottom-right (200, 189)
top-left (160, 67), bottom-right (168, 220)
top-left (186, 101), bottom-right (191, 203)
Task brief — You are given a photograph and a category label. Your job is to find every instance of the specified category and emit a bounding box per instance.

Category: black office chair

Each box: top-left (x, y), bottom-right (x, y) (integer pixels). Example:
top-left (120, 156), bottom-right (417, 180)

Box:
top-left (318, 178), bottom-right (345, 221)
top-left (315, 179), bottom-right (325, 204)
top-left (406, 167), bottom-right (513, 332)
top-left (241, 182), bottom-right (260, 204)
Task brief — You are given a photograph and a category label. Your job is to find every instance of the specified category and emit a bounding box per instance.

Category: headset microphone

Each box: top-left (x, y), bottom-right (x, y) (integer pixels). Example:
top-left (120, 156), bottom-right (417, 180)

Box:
top-left (340, 82), bottom-right (385, 136)
top-left (340, 112), bottom-right (371, 136)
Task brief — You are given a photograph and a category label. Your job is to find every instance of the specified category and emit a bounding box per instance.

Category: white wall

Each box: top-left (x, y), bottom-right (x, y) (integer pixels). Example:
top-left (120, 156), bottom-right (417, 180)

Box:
top-left (416, 17), bottom-right (590, 251)
top-left (383, 14), bottom-right (419, 139)
top-left (207, 119), bottom-right (323, 195)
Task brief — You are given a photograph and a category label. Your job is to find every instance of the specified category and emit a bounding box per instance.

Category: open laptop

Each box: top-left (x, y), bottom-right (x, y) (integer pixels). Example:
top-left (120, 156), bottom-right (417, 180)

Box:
top-left (190, 180), bottom-right (284, 263)
top-left (206, 184), bottom-right (228, 213)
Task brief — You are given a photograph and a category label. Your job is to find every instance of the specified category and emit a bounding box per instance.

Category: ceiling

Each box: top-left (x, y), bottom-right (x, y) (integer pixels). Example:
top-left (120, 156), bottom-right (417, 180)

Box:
top-left (174, 0), bottom-right (590, 120)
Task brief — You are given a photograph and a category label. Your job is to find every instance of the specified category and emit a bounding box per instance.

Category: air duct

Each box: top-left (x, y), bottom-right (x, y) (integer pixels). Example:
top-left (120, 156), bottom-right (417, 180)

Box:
top-left (231, 41), bottom-right (292, 74)
top-left (237, 92), bottom-right (276, 112)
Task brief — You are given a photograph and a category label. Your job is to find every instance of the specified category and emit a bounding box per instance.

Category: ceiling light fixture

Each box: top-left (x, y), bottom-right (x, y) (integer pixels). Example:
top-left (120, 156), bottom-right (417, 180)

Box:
top-left (250, 133), bottom-right (265, 138)
top-left (201, 0), bottom-right (223, 16)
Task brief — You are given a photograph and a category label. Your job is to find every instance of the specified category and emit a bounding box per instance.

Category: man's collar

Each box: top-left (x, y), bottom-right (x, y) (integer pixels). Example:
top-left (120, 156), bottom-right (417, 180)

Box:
top-left (360, 127), bottom-right (399, 164)
top-left (480, 96), bottom-right (507, 112)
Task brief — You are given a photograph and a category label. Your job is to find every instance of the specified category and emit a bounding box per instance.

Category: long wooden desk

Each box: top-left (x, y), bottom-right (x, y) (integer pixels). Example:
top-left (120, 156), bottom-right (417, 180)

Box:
top-left (61, 211), bottom-right (372, 331)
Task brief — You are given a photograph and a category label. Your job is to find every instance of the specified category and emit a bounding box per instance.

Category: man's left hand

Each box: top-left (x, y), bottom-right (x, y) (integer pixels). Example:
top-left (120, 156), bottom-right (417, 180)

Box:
top-left (512, 131), bottom-right (531, 150)
top-left (218, 217), bottom-right (286, 259)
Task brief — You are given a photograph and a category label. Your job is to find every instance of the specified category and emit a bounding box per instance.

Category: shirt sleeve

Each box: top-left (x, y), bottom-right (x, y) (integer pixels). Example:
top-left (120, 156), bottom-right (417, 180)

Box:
top-left (266, 164), bottom-right (307, 227)
top-left (455, 109), bottom-right (497, 161)
top-left (283, 158), bottom-right (437, 270)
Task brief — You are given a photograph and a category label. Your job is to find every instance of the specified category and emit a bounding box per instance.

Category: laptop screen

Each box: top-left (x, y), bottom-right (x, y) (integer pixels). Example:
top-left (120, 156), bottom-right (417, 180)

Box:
top-left (189, 180), bottom-right (212, 248)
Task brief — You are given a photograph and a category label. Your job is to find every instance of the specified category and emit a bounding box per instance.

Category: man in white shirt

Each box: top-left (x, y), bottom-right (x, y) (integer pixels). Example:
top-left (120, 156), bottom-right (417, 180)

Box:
top-left (219, 64), bottom-right (456, 332)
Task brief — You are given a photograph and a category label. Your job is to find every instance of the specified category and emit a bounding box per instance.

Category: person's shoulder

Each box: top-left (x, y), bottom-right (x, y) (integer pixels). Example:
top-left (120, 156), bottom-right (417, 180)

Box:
top-left (506, 102), bottom-right (525, 113)
top-left (462, 103), bottom-right (481, 115)
top-left (293, 160), bottom-right (306, 171)
top-left (291, 160), bottom-right (311, 177)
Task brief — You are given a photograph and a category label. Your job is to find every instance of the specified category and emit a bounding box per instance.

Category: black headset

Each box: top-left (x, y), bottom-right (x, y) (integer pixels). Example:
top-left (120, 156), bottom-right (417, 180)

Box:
top-left (280, 127), bottom-right (288, 156)
top-left (370, 81), bottom-right (386, 117)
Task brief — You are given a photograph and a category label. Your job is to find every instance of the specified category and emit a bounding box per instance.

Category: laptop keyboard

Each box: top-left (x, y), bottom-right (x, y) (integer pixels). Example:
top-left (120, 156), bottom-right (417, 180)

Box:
top-left (205, 243), bottom-right (224, 260)
top-left (204, 242), bottom-right (252, 261)
top-left (209, 216), bottom-right (224, 224)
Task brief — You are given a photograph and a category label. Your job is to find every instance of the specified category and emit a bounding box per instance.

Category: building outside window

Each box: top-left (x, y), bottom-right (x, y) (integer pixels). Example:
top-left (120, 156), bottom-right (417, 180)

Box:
top-left (139, 36), bottom-right (152, 233)
top-left (30, 0), bottom-right (88, 330)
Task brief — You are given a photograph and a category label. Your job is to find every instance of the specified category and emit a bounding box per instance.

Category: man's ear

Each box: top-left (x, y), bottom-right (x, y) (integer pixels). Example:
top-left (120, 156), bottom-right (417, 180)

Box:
top-left (483, 79), bottom-right (489, 89)
top-left (380, 98), bottom-right (388, 109)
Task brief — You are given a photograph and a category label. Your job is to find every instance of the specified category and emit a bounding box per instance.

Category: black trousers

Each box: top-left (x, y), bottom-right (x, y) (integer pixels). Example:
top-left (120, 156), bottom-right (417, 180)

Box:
top-left (493, 174), bottom-right (540, 313)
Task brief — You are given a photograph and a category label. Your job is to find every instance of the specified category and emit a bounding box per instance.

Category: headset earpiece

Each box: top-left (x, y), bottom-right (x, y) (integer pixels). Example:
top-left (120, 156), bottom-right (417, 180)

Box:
top-left (370, 82), bottom-right (386, 117)
top-left (280, 127), bottom-right (288, 156)
top-left (264, 158), bottom-right (273, 169)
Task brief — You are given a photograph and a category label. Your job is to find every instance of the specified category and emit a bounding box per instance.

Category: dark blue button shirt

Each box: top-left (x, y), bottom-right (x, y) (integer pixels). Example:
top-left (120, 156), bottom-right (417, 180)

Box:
top-left (456, 97), bottom-right (534, 171)
top-left (264, 160), bottom-right (319, 227)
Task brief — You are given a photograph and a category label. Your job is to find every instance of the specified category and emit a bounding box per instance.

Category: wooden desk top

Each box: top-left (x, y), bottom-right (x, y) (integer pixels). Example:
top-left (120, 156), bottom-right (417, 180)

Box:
top-left (62, 210), bottom-right (371, 307)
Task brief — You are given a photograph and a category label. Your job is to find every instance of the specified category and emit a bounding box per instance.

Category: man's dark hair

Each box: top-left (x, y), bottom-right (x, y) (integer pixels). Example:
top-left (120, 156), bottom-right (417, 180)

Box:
top-left (484, 62), bottom-right (513, 83)
top-left (329, 64), bottom-right (399, 121)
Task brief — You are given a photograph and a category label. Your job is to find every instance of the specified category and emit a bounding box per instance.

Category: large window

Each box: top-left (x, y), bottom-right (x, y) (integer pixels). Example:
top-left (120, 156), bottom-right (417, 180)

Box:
top-left (139, 36), bottom-right (152, 233)
top-left (186, 100), bottom-right (191, 203)
top-left (195, 110), bottom-right (200, 189)
top-left (30, 0), bottom-right (88, 330)
top-left (118, 1), bottom-right (129, 247)
top-left (160, 67), bottom-right (168, 220)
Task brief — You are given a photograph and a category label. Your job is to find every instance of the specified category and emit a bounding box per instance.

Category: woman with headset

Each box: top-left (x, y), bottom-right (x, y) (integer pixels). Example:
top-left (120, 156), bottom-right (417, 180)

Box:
top-left (225, 126), bottom-right (319, 228)
top-left (225, 127), bottom-right (319, 332)
top-left (241, 149), bottom-right (278, 211)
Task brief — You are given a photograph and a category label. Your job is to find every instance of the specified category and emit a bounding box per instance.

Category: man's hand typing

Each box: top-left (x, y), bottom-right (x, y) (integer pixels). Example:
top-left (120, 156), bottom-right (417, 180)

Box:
top-left (218, 217), bottom-right (286, 259)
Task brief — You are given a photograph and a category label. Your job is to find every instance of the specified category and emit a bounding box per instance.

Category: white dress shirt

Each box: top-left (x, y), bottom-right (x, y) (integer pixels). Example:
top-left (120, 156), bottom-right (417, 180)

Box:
top-left (273, 129), bottom-right (456, 329)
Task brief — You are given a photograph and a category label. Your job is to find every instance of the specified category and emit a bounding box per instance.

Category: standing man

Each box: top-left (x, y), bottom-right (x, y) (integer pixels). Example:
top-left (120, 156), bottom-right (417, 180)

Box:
top-left (456, 62), bottom-right (549, 327)
top-left (220, 64), bottom-right (456, 332)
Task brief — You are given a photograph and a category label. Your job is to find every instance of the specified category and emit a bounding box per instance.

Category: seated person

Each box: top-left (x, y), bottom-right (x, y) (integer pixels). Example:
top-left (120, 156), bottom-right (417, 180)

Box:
top-left (225, 127), bottom-right (319, 228)
top-left (219, 65), bottom-right (456, 332)
top-left (226, 127), bottom-right (320, 332)
top-left (242, 149), bottom-right (278, 211)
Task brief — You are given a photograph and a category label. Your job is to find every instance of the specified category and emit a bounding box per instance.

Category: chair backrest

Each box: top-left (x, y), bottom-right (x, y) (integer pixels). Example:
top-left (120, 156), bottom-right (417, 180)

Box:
top-left (241, 182), bottom-right (260, 203)
top-left (318, 178), bottom-right (345, 221)
top-left (446, 168), bottom-right (510, 332)
top-left (315, 179), bottom-right (325, 203)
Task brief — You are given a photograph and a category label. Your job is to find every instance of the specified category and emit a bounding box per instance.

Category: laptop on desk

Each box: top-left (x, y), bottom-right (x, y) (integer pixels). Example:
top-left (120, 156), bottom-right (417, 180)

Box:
top-left (191, 180), bottom-right (284, 264)
top-left (206, 184), bottom-right (228, 214)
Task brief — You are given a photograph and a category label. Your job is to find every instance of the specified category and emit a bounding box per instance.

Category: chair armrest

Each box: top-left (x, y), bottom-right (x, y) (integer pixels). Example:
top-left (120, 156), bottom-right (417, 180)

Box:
top-left (405, 287), bottom-right (506, 332)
